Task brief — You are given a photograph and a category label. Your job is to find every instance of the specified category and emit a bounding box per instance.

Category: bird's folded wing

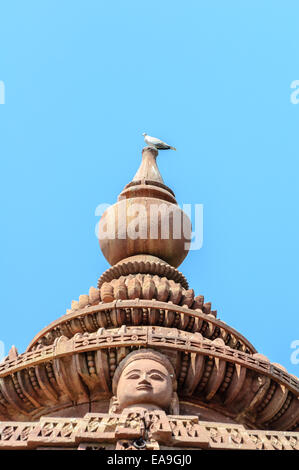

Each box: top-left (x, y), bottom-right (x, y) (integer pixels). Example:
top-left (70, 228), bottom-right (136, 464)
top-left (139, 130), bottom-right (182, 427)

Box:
top-left (147, 136), bottom-right (163, 144)
top-left (155, 142), bottom-right (170, 149)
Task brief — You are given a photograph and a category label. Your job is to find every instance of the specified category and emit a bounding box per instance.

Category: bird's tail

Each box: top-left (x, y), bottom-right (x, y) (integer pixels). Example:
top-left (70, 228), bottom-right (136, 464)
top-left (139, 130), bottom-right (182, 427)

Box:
top-left (170, 146), bottom-right (177, 151)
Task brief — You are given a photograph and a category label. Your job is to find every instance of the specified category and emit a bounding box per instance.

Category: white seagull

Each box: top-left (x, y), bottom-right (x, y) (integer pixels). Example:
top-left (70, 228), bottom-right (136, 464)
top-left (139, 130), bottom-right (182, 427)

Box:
top-left (142, 133), bottom-right (176, 151)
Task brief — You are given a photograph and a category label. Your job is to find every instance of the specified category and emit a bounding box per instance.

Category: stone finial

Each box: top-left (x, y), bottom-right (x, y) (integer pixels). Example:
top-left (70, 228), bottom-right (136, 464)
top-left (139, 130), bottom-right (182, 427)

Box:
top-left (132, 147), bottom-right (163, 183)
top-left (98, 147), bottom-right (191, 268)
top-left (8, 345), bottom-right (18, 360)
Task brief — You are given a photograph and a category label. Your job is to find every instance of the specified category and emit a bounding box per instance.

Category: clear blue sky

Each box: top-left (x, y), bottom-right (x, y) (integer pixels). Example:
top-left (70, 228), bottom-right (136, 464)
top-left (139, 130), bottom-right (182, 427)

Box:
top-left (0, 1), bottom-right (298, 375)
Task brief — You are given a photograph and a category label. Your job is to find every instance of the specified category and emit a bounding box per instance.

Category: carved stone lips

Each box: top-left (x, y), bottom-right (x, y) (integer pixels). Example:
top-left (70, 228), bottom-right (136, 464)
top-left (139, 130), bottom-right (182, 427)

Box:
top-left (136, 385), bottom-right (152, 391)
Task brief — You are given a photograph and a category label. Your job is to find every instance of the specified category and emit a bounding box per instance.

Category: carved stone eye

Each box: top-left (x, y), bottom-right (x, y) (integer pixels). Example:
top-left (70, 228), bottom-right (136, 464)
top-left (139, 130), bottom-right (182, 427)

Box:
top-left (149, 373), bottom-right (164, 381)
top-left (127, 373), bottom-right (140, 379)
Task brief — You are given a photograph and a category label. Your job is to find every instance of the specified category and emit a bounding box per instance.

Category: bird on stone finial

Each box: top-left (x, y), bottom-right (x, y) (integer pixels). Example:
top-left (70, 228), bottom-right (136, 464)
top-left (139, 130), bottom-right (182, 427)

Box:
top-left (142, 133), bottom-right (176, 151)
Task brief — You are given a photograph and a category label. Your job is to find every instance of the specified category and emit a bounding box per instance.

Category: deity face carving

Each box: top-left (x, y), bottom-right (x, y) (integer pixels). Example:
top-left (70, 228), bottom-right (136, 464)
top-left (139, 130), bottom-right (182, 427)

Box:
top-left (116, 358), bottom-right (173, 411)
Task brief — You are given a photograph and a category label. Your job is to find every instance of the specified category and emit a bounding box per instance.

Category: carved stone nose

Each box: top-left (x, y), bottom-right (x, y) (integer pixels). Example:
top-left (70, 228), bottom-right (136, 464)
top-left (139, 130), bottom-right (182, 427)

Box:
top-left (139, 376), bottom-right (150, 384)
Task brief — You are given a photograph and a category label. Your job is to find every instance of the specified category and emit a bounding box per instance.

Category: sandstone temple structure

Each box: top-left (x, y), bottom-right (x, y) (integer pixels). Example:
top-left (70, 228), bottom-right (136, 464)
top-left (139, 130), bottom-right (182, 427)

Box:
top-left (0, 147), bottom-right (298, 450)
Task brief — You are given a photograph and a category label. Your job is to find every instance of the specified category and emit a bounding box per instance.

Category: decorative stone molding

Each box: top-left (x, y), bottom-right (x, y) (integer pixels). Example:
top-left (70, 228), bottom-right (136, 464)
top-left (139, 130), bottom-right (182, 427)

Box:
top-left (0, 327), bottom-right (298, 429)
top-left (0, 413), bottom-right (298, 450)
top-left (26, 300), bottom-right (251, 354)
top-left (98, 260), bottom-right (189, 290)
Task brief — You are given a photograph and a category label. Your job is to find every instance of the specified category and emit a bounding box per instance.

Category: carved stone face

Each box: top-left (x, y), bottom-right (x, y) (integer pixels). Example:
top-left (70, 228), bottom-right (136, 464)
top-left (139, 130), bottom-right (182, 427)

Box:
top-left (116, 358), bottom-right (173, 411)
